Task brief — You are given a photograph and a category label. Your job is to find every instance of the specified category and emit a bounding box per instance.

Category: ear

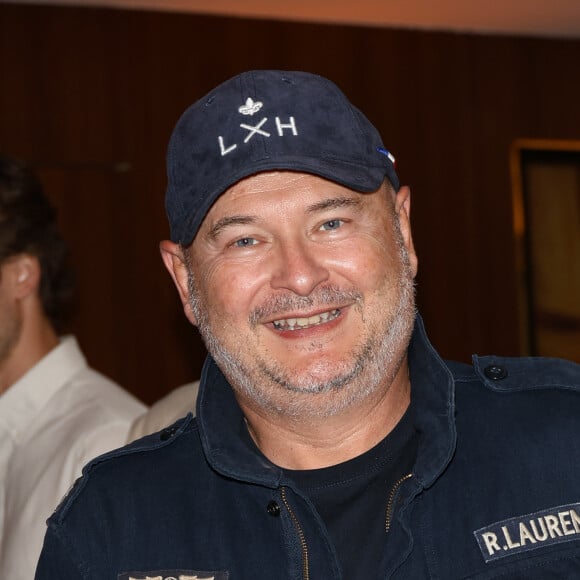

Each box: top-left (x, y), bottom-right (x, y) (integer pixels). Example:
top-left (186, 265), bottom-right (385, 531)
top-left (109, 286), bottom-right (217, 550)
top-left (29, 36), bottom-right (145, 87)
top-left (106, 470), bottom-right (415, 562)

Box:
top-left (3, 254), bottom-right (42, 299)
top-left (393, 186), bottom-right (418, 278)
top-left (159, 240), bottom-right (198, 326)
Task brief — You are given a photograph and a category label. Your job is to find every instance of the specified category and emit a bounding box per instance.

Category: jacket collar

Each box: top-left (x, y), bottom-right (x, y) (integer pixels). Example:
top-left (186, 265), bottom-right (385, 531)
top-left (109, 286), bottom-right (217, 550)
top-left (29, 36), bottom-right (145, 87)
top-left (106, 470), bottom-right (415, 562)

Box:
top-left (407, 315), bottom-right (456, 488)
top-left (197, 314), bottom-right (456, 488)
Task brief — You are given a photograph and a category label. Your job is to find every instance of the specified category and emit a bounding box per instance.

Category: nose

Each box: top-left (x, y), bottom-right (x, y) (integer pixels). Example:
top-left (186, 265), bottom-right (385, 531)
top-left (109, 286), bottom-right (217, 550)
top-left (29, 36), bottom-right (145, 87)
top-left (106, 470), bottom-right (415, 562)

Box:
top-left (270, 239), bottom-right (329, 296)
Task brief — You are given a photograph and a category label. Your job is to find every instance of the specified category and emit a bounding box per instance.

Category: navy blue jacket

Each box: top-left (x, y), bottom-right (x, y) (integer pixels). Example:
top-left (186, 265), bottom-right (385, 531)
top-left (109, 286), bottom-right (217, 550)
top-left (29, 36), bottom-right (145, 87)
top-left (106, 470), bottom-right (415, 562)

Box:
top-left (36, 317), bottom-right (580, 579)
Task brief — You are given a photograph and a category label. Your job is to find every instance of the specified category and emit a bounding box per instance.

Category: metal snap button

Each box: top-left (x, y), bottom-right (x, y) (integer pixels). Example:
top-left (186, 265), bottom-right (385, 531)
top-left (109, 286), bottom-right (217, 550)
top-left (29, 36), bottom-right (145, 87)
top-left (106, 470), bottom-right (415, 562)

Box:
top-left (160, 427), bottom-right (176, 441)
top-left (484, 365), bottom-right (508, 381)
top-left (266, 501), bottom-right (281, 517)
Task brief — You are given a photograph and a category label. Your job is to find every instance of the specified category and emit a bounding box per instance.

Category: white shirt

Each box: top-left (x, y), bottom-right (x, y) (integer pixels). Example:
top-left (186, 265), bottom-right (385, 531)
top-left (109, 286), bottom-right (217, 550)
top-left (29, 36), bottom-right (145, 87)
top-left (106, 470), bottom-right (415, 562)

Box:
top-left (128, 380), bottom-right (199, 441)
top-left (0, 336), bottom-right (146, 579)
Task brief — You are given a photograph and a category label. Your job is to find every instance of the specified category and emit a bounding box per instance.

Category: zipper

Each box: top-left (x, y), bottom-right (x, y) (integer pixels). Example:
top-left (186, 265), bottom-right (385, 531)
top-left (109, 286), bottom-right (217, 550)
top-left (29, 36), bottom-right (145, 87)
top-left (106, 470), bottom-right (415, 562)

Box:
top-left (385, 473), bottom-right (413, 533)
top-left (281, 486), bottom-right (310, 580)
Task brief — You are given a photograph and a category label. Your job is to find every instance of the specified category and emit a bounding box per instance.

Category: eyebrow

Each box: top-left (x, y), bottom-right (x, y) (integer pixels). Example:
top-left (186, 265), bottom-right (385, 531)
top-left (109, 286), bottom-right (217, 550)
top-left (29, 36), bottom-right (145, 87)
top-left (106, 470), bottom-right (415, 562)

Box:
top-left (306, 196), bottom-right (363, 214)
top-left (205, 196), bottom-right (363, 240)
top-left (206, 215), bottom-right (257, 241)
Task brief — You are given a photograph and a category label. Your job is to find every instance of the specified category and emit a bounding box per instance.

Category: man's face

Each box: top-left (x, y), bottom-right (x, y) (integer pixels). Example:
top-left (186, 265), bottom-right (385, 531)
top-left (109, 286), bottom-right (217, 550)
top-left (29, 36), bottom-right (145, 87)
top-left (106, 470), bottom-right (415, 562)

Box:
top-left (163, 171), bottom-right (417, 418)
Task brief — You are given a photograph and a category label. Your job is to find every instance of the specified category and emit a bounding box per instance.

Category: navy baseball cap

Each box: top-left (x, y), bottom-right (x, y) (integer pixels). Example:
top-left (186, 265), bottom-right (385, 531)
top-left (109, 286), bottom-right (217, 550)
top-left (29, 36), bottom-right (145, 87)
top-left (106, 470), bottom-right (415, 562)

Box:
top-left (165, 70), bottom-right (399, 245)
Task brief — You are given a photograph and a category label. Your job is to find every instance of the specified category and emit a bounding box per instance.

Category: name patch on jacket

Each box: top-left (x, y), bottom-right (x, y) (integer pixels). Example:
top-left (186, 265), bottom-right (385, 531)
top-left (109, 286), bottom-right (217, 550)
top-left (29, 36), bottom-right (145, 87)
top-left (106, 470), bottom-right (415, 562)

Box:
top-left (474, 502), bottom-right (580, 562)
top-left (118, 570), bottom-right (228, 580)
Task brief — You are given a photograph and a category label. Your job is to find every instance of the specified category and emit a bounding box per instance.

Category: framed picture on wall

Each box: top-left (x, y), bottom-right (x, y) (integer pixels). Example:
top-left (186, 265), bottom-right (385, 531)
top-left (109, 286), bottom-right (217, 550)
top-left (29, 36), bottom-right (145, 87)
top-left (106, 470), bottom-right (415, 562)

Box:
top-left (510, 139), bottom-right (580, 363)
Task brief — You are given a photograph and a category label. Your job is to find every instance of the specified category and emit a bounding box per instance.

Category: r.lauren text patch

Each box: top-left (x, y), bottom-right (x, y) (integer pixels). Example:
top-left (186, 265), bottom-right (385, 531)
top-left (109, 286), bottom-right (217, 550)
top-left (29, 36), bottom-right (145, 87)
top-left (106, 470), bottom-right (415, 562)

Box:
top-left (474, 502), bottom-right (580, 563)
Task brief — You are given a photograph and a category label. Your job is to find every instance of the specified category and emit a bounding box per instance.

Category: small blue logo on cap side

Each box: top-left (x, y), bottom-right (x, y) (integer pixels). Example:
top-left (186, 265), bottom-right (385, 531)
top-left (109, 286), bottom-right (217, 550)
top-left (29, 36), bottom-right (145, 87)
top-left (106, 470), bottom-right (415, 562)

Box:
top-left (377, 147), bottom-right (396, 165)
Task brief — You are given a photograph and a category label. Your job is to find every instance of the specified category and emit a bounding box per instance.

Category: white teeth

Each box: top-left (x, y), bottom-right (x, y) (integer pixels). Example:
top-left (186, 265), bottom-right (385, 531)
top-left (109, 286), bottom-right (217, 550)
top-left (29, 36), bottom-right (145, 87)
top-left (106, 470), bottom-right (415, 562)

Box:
top-left (272, 309), bottom-right (340, 330)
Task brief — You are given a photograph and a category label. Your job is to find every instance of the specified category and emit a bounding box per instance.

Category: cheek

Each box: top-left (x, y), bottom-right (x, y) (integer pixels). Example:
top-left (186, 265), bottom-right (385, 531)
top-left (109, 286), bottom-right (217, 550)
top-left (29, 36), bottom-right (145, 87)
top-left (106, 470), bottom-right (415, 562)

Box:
top-left (196, 261), bottom-right (267, 320)
top-left (327, 234), bottom-right (400, 284)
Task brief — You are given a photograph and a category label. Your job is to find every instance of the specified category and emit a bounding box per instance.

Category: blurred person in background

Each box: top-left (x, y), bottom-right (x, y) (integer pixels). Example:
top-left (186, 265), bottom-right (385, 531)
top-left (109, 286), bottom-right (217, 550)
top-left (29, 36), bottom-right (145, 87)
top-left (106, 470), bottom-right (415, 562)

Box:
top-left (0, 154), bottom-right (146, 580)
top-left (127, 380), bottom-right (199, 441)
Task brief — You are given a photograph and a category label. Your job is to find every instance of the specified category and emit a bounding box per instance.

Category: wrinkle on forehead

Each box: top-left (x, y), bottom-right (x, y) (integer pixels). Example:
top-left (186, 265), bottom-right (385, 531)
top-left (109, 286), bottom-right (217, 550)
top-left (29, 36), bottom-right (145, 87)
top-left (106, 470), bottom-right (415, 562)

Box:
top-left (227, 171), bottom-right (313, 197)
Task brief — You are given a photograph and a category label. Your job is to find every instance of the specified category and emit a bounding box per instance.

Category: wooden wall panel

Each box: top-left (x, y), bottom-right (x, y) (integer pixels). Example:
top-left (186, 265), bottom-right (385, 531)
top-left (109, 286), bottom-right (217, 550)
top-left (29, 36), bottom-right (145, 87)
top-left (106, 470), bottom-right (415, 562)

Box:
top-left (1, 3), bottom-right (579, 402)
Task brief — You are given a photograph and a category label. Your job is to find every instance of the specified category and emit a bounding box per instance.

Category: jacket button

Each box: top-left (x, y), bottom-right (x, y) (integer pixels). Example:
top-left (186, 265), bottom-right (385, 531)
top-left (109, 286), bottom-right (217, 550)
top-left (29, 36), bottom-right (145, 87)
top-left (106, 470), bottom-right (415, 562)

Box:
top-left (160, 427), bottom-right (176, 441)
top-left (267, 501), bottom-right (281, 517)
top-left (484, 365), bottom-right (508, 380)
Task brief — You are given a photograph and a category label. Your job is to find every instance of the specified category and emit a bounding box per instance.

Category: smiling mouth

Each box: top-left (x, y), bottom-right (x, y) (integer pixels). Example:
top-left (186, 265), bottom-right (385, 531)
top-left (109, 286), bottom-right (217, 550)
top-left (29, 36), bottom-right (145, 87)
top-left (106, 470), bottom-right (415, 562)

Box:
top-left (271, 308), bottom-right (341, 331)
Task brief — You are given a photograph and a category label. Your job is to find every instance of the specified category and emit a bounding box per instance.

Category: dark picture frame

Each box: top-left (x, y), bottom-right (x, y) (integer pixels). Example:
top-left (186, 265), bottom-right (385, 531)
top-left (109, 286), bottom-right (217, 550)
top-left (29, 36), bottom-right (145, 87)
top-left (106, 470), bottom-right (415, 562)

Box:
top-left (510, 139), bottom-right (580, 362)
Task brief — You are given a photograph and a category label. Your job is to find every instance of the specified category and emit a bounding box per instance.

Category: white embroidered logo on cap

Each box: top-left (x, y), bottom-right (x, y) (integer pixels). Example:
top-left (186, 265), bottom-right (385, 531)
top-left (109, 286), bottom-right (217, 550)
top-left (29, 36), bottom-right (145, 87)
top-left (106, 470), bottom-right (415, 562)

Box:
top-left (218, 98), bottom-right (299, 157)
top-left (238, 98), bottom-right (263, 116)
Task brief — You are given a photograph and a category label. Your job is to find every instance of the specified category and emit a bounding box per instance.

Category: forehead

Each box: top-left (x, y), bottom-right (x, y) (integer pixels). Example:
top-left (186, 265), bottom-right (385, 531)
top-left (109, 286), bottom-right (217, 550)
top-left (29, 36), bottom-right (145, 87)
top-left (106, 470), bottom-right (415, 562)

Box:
top-left (199, 171), bottom-right (386, 225)
top-left (226, 171), bottom-right (315, 197)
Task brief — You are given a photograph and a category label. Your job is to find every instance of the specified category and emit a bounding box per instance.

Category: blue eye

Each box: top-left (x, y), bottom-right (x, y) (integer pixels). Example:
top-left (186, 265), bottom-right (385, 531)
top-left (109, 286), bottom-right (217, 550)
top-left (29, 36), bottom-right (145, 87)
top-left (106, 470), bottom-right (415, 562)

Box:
top-left (234, 237), bottom-right (257, 247)
top-left (320, 219), bottom-right (343, 231)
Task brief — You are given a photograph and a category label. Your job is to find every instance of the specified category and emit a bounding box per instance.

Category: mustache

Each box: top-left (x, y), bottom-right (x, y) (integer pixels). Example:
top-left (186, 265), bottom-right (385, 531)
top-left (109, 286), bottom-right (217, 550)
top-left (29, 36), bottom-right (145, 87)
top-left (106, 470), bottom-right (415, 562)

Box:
top-left (249, 285), bottom-right (363, 326)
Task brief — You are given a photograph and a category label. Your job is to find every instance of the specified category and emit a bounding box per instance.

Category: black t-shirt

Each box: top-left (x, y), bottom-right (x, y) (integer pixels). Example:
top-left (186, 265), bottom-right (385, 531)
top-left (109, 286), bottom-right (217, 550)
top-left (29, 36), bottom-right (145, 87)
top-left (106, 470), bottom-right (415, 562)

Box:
top-left (283, 407), bottom-right (417, 579)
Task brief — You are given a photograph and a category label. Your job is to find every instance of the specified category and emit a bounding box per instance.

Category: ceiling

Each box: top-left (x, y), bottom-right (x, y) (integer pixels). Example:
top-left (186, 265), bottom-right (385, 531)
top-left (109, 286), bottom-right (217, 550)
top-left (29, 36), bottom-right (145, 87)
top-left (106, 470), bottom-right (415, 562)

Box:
top-left (9, 0), bottom-right (580, 38)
